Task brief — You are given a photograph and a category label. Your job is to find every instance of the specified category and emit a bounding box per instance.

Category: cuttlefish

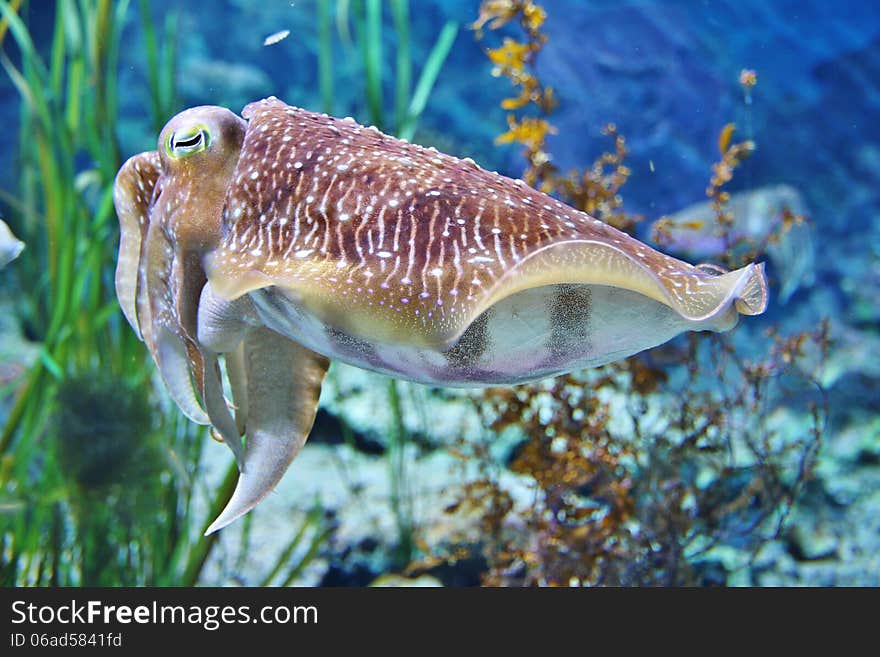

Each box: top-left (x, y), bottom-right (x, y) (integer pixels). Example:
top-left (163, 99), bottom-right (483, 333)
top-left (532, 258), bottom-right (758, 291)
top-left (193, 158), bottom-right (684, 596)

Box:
top-left (114, 97), bottom-right (768, 534)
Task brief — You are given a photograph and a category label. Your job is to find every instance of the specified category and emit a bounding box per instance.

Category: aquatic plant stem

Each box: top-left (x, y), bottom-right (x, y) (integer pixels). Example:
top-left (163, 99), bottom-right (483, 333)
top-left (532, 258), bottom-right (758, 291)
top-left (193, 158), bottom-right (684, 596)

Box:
top-left (390, 0), bottom-right (410, 131)
top-left (318, 0), bottom-right (334, 114)
top-left (258, 503), bottom-right (323, 586)
top-left (387, 379), bottom-right (414, 566)
top-left (0, 0), bottom-right (21, 45)
top-left (363, 0), bottom-right (383, 129)
top-left (179, 460), bottom-right (240, 586)
top-left (0, 0), bottom-right (207, 587)
top-left (139, 0), bottom-right (178, 133)
top-left (397, 21), bottom-right (457, 142)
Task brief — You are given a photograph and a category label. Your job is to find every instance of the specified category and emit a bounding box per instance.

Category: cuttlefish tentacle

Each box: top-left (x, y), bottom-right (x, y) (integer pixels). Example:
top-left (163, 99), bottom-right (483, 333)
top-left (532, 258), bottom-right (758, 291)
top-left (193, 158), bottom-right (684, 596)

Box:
top-left (197, 283), bottom-right (261, 464)
top-left (167, 249), bottom-right (243, 455)
top-left (225, 342), bottom-right (250, 437)
top-left (205, 327), bottom-right (329, 535)
top-left (139, 192), bottom-right (244, 454)
top-left (201, 350), bottom-right (244, 465)
top-left (173, 257), bottom-right (241, 457)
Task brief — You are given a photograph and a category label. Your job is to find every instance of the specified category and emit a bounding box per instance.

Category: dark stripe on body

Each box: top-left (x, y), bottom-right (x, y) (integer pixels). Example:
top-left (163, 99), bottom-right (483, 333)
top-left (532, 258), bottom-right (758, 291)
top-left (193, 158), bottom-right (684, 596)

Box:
top-left (443, 308), bottom-right (493, 370)
top-left (544, 284), bottom-right (592, 368)
top-left (324, 324), bottom-right (383, 367)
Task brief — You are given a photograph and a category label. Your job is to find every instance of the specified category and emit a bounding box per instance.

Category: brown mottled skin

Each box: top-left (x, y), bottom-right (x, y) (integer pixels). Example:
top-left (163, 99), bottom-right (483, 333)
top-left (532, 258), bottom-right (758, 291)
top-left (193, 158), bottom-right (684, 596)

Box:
top-left (208, 98), bottom-right (766, 348)
top-left (114, 97), bottom-right (768, 532)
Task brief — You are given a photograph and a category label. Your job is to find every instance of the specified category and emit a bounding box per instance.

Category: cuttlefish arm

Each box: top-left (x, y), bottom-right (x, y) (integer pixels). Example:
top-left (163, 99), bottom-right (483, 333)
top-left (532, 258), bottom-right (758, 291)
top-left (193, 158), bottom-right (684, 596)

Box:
top-left (225, 342), bottom-right (249, 436)
top-left (197, 282), bottom-right (332, 534)
top-left (114, 107), bottom-right (249, 463)
top-left (200, 310), bottom-right (329, 535)
top-left (113, 151), bottom-right (160, 341)
top-left (114, 151), bottom-right (209, 425)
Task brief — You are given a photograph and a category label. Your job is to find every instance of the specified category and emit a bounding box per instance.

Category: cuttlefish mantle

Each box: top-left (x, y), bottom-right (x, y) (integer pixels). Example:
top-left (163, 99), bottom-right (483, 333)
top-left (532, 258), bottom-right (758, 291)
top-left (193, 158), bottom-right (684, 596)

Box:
top-left (114, 96), bottom-right (768, 534)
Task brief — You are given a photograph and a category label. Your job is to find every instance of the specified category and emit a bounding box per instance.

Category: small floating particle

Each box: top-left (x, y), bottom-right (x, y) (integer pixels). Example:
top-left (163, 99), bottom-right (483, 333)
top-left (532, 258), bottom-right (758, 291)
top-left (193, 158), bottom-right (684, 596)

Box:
top-left (739, 68), bottom-right (757, 89)
top-left (263, 30), bottom-right (290, 46)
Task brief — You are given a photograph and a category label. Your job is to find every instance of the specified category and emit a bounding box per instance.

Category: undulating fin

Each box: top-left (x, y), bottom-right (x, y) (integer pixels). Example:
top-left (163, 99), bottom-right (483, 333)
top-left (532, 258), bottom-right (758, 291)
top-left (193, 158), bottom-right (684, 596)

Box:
top-left (731, 262), bottom-right (768, 315)
top-left (113, 151), bottom-right (162, 340)
top-left (463, 242), bottom-right (770, 344)
top-left (205, 328), bottom-right (329, 535)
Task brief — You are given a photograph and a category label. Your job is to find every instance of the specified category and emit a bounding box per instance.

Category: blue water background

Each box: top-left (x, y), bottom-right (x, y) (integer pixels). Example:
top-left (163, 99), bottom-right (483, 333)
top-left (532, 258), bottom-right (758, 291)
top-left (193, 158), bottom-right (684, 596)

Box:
top-left (4, 1), bottom-right (878, 234)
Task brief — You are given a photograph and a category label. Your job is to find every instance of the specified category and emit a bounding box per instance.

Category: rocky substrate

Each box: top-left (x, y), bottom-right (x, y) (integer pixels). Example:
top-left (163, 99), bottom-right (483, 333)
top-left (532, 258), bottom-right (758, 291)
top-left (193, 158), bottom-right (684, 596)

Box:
top-left (196, 349), bottom-right (880, 587)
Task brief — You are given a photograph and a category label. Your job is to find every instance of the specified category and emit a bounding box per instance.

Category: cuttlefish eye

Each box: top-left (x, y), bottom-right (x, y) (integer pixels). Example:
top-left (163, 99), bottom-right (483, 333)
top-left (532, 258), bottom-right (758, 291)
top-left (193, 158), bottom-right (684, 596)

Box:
top-left (165, 124), bottom-right (210, 159)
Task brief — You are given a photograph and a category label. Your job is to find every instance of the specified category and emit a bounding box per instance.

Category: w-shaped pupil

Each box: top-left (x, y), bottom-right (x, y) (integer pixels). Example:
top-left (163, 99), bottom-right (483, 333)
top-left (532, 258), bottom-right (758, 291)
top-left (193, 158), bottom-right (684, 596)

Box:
top-left (173, 132), bottom-right (202, 149)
